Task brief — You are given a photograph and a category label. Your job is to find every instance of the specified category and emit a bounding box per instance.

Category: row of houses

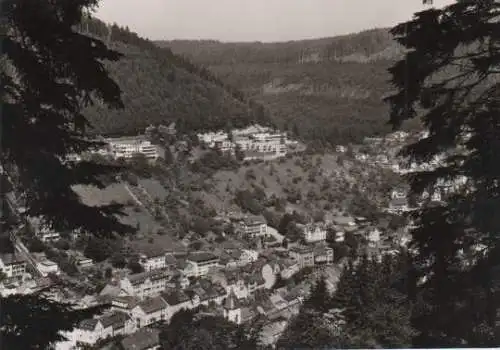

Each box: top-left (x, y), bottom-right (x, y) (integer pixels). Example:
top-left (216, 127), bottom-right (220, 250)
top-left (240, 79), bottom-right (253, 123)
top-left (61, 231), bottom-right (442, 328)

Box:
top-left (68, 272), bottom-right (310, 349)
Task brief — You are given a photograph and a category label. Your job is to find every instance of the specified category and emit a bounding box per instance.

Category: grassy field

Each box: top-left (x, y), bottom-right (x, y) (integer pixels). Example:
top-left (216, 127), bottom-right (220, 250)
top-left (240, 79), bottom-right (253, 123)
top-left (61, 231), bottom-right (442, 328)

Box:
top-left (73, 183), bottom-right (163, 236)
top-left (118, 206), bottom-right (162, 235)
top-left (138, 178), bottom-right (170, 200)
top-left (72, 183), bottom-right (134, 206)
top-left (129, 234), bottom-right (187, 254)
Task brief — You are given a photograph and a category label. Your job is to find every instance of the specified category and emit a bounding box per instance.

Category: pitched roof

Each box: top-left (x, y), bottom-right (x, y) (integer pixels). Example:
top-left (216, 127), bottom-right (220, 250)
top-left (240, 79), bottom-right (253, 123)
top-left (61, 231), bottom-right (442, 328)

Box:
top-left (0, 253), bottom-right (25, 265)
top-left (187, 252), bottom-right (219, 263)
top-left (242, 215), bottom-right (266, 226)
top-left (78, 318), bottom-right (99, 331)
top-left (224, 290), bottom-right (240, 310)
top-left (165, 254), bottom-right (177, 266)
top-left (390, 197), bottom-right (408, 207)
top-left (140, 245), bottom-right (166, 259)
top-left (137, 296), bottom-right (168, 314)
top-left (100, 311), bottom-right (130, 330)
top-left (161, 290), bottom-right (190, 306)
top-left (110, 296), bottom-right (139, 309)
top-left (126, 270), bottom-right (168, 286)
top-left (121, 328), bottom-right (160, 350)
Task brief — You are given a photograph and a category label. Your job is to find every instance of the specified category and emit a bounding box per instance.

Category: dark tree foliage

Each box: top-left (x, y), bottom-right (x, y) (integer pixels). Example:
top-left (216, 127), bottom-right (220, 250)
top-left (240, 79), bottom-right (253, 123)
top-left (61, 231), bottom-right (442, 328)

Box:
top-left (385, 0), bottom-right (500, 346)
top-left (329, 255), bottom-right (414, 348)
top-left (303, 277), bottom-right (332, 314)
top-left (74, 17), bottom-right (274, 136)
top-left (277, 310), bottom-right (344, 350)
top-left (159, 308), bottom-right (262, 350)
top-left (2, 0), bottom-right (132, 236)
top-left (1, 1), bottom-right (132, 348)
top-left (161, 31), bottom-right (426, 148)
top-left (0, 291), bottom-right (108, 349)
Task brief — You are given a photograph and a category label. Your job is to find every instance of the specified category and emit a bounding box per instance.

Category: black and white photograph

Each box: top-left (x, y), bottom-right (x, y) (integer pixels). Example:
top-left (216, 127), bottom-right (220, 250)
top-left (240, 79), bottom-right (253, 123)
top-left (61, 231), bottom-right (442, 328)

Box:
top-left (2, 0), bottom-right (500, 349)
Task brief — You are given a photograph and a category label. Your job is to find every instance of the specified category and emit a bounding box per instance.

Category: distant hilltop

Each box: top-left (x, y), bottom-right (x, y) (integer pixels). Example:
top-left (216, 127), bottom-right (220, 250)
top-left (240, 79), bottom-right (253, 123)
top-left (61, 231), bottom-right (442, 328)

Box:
top-left (157, 28), bottom-right (412, 148)
top-left (158, 28), bottom-right (404, 65)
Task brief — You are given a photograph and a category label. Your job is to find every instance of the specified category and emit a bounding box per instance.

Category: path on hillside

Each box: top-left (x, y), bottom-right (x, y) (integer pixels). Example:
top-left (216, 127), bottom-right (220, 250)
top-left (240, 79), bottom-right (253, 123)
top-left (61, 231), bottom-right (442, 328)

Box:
top-left (124, 183), bottom-right (145, 207)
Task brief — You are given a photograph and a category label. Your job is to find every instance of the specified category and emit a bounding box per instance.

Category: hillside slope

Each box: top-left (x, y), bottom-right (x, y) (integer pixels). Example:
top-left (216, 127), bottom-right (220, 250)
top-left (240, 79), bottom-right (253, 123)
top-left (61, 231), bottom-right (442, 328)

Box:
top-left (158, 29), bottom-right (414, 146)
top-left (79, 18), bottom-right (272, 136)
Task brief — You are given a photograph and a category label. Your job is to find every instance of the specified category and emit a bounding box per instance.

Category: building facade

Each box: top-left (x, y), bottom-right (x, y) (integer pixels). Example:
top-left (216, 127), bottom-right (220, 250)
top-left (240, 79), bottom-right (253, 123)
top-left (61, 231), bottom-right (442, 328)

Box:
top-left (120, 271), bottom-right (169, 299)
top-left (186, 253), bottom-right (220, 277)
top-left (0, 253), bottom-right (26, 279)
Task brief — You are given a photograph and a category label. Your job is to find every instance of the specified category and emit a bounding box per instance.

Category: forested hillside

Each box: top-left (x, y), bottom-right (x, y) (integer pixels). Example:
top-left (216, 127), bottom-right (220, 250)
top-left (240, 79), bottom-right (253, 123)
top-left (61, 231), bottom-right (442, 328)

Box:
top-left (158, 29), bottom-right (418, 146)
top-left (78, 18), bottom-right (272, 136)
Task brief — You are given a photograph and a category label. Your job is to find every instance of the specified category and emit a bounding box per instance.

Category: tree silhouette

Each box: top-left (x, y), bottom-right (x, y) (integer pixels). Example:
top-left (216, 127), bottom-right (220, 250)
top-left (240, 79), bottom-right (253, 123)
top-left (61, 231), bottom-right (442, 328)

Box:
top-left (1, 0), bottom-right (130, 348)
top-left (385, 1), bottom-right (500, 345)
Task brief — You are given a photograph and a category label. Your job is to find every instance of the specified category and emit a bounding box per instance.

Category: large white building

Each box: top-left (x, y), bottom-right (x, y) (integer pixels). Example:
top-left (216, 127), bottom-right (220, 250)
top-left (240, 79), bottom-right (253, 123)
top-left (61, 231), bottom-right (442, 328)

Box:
top-left (0, 253), bottom-right (26, 279)
top-left (139, 248), bottom-right (166, 272)
top-left (197, 131), bottom-right (228, 147)
top-left (105, 136), bottom-right (159, 160)
top-left (36, 257), bottom-right (60, 277)
top-left (197, 124), bottom-right (289, 160)
top-left (72, 312), bottom-right (136, 348)
top-left (130, 296), bottom-right (169, 328)
top-left (185, 252), bottom-right (220, 277)
top-left (300, 223), bottom-right (327, 243)
top-left (239, 216), bottom-right (268, 238)
top-left (120, 270), bottom-right (169, 299)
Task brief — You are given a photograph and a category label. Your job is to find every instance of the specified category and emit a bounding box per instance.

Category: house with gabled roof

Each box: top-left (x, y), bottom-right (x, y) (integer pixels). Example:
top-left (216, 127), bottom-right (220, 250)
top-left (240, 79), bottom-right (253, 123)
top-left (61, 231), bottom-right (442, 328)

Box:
top-left (130, 296), bottom-right (169, 328)
top-left (73, 311), bottom-right (135, 347)
top-left (0, 253), bottom-right (26, 279)
top-left (298, 222), bottom-right (327, 243)
top-left (239, 215), bottom-right (268, 238)
top-left (161, 289), bottom-right (191, 316)
top-left (139, 246), bottom-right (167, 272)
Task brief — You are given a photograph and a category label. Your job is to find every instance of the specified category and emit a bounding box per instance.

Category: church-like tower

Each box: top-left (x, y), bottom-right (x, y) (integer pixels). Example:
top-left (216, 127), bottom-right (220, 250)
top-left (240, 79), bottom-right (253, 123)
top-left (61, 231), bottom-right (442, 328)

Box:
top-left (223, 289), bottom-right (242, 325)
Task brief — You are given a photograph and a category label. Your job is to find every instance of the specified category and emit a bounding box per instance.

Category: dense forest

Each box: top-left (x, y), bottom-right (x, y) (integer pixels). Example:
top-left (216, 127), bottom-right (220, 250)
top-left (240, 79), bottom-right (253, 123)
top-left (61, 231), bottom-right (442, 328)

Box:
top-left (159, 29), bottom-right (420, 146)
top-left (76, 17), bottom-right (272, 136)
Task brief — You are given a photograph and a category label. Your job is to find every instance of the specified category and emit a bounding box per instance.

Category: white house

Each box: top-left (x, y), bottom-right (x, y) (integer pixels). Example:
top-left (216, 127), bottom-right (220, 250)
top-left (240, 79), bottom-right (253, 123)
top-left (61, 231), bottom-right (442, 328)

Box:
top-left (73, 312), bottom-right (135, 348)
top-left (289, 246), bottom-right (315, 268)
top-left (239, 249), bottom-right (259, 265)
top-left (366, 228), bottom-right (382, 248)
top-left (313, 245), bottom-right (334, 266)
top-left (197, 131), bottom-right (228, 147)
top-left (120, 270), bottom-right (169, 299)
top-left (336, 145), bottom-right (347, 153)
top-left (185, 252), bottom-right (220, 277)
top-left (227, 277), bottom-right (250, 300)
top-left (240, 216), bottom-right (268, 238)
top-left (105, 136), bottom-right (159, 160)
top-left (335, 231), bottom-right (345, 243)
top-left (387, 198), bottom-right (410, 214)
top-left (130, 296), bottom-right (169, 328)
top-left (223, 290), bottom-right (242, 325)
top-left (139, 248), bottom-right (166, 272)
top-left (75, 255), bottom-right (94, 269)
top-left (214, 139), bottom-right (234, 153)
top-left (161, 291), bottom-right (192, 317)
top-left (36, 257), bottom-right (59, 277)
top-left (300, 222), bottom-right (327, 243)
top-left (28, 216), bottom-right (61, 242)
top-left (0, 253), bottom-right (26, 279)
